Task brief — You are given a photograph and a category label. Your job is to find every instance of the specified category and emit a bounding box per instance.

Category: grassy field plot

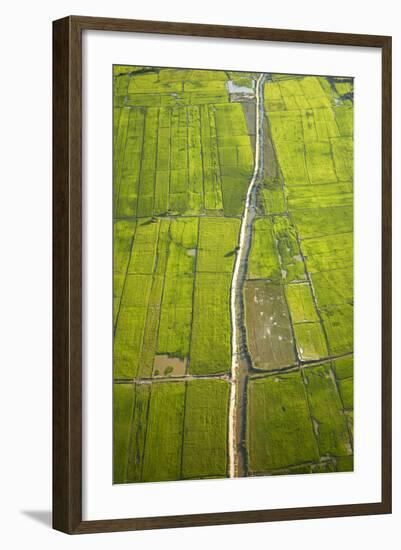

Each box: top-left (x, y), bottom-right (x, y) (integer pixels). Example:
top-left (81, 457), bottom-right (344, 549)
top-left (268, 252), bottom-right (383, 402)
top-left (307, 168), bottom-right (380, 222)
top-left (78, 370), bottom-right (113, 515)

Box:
top-left (286, 182), bottom-right (353, 210)
top-left (285, 283), bottom-right (319, 324)
top-left (335, 106), bottom-right (353, 136)
top-left (137, 220), bottom-right (170, 378)
top-left (311, 268), bottom-right (353, 308)
top-left (141, 382), bottom-right (186, 482)
top-left (200, 105), bottom-right (223, 211)
top-left (247, 372), bottom-right (319, 473)
top-left (113, 384), bottom-right (135, 483)
top-left (291, 206), bottom-right (352, 239)
top-left (197, 217), bottom-right (240, 273)
top-left (182, 379), bottom-right (230, 479)
top-left (113, 220), bottom-right (136, 324)
top-left (301, 233), bottom-right (353, 274)
top-left (126, 383), bottom-right (151, 482)
top-left (333, 355), bottom-right (354, 380)
top-left (303, 364), bottom-right (352, 457)
top-left (114, 278), bottom-right (152, 379)
top-left (293, 322), bottom-right (328, 361)
top-left (247, 217), bottom-right (281, 281)
top-left (259, 183), bottom-right (286, 215)
top-left (215, 103), bottom-right (254, 215)
top-left (320, 304), bottom-right (353, 356)
top-left (156, 218), bottom-right (198, 360)
top-left (305, 141), bottom-right (338, 184)
top-left (114, 108), bottom-right (144, 218)
top-left (190, 273), bottom-right (232, 374)
top-left (338, 377), bottom-right (354, 410)
top-left (331, 137), bottom-right (353, 181)
top-left (273, 216), bottom-right (306, 282)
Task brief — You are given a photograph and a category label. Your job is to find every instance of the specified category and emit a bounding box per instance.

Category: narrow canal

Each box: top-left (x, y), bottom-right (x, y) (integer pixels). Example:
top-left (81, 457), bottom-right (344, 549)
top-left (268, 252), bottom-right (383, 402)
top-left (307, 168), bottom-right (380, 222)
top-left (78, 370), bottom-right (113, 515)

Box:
top-left (228, 73), bottom-right (266, 478)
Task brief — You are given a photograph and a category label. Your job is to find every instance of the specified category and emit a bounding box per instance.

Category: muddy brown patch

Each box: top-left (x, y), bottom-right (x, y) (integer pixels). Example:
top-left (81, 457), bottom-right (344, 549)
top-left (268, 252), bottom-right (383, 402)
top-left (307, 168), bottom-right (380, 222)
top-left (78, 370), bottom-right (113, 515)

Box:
top-left (244, 280), bottom-right (296, 370)
top-left (241, 101), bottom-right (256, 151)
top-left (153, 355), bottom-right (187, 377)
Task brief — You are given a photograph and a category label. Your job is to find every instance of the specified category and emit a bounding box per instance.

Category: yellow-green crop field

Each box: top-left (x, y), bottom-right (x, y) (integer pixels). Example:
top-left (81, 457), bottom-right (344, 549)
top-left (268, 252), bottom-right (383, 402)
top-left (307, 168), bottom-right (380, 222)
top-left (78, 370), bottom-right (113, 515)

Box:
top-left (113, 66), bottom-right (354, 483)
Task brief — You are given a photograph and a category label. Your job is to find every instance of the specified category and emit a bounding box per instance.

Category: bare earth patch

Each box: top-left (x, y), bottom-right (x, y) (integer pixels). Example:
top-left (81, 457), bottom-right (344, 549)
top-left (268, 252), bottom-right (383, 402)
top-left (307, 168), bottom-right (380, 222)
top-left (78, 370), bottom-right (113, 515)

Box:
top-left (244, 280), bottom-right (296, 370)
top-left (153, 354), bottom-right (187, 377)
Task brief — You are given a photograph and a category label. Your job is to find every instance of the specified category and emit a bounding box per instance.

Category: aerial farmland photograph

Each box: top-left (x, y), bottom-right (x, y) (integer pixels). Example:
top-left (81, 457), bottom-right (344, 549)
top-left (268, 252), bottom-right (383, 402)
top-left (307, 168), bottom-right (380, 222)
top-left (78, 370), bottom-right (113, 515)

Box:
top-left (113, 65), bottom-right (354, 484)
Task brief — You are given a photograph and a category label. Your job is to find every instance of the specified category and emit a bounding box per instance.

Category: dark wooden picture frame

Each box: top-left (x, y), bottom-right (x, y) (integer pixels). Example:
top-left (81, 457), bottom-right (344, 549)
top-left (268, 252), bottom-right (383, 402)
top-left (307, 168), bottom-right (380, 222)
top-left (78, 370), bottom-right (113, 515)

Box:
top-left (53, 15), bottom-right (392, 534)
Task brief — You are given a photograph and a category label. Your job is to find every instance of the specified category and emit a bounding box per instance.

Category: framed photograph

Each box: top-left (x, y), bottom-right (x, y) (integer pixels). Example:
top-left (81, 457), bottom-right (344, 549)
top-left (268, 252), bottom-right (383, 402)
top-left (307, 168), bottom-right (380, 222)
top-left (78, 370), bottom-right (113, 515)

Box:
top-left (53, 16), bottom-right (392, 534)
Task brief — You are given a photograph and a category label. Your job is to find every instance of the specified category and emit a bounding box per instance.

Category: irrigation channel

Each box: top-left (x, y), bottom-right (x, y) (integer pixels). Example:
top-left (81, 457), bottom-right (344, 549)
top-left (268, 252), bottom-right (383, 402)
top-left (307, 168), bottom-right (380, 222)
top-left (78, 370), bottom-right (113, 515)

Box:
top-left (228, 73), bottom-right (267, 478)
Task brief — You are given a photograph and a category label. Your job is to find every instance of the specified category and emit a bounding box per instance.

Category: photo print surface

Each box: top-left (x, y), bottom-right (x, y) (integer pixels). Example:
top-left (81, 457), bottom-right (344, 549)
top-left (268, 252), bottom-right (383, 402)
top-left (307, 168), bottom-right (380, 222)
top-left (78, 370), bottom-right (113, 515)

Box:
top-left (112, 65), bottom-right (354, 484)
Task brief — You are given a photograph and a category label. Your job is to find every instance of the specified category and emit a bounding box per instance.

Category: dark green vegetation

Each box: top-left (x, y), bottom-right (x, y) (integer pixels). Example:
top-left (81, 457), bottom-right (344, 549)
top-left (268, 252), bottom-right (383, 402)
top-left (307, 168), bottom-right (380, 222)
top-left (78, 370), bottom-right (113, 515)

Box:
top-left (113, 66), bottom-right (354, 483)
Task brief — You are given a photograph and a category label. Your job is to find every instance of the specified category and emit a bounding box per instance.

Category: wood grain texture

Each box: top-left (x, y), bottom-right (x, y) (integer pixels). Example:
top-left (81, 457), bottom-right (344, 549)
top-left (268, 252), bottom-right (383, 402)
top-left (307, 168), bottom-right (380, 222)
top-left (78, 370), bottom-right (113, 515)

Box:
top-left (69, 15), bottom-right (389, 47)
top-left (381, 36), bottom-right (392, 513)
top-left (52, 15), bottom-right (392, 535)
top-left (52, 16), bottom-right (82, 534)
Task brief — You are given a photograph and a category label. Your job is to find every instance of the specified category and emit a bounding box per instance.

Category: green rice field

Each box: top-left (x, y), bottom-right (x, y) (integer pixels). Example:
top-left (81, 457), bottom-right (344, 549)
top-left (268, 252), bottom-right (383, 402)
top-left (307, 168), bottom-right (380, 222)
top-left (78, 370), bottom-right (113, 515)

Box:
top-left (113, 66), bottom-right (354, 483)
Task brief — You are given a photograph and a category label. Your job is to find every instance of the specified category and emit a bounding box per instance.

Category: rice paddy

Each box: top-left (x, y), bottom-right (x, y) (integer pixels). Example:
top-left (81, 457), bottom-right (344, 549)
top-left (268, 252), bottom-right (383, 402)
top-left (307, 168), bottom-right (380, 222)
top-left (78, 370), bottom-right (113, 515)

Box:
top-left (113, 66), bottom-right (354, 483)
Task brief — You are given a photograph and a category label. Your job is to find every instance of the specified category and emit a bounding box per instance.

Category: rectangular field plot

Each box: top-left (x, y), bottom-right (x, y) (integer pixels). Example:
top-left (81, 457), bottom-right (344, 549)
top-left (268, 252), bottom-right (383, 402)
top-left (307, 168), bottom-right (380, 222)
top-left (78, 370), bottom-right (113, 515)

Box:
top-left (197, 217), bottom-right (240, 273)
top-left (114, 282), bottom-right (151, 379)
top-left (156, 218), bottom-right (198, 360)
top-left (259, 183), bottom-right (286, 215)
top-left (137, 220), bottom-right (170, 378)
top-left (114, 108), bottom-right (144, 218)
top-left (214, 103), bottom-right (254, 215)
top-left (128, 219), bottom-right (159, 274)
top-left (247, 217), bottom-right (281, 281)
top-left (286, 183), bottom-right (353, 211)
top-left (113, 219), bottom-right (136, 324)
top-left (311, 268), bottom-right (353, 308)
top-left (247, 215), bottom-right (306, 284)
top-left (247, 372), bottom-right (319, 473)
top-left (114, 219), bottom-right (164, 379)
top-left (273, 216), bottom-right (306, 282)
top-left (117, 379), bottom-right (230, 483)
top-left (190, 273), bottom-right (232, 374)
top-left (333, 355), bottom-right (353, 380)
top-left (141, 382), bottom-right (186, 482)
top-left (244, 281), bottom-right (296, 370)
top-left (305, 141), bottom-right (338, 184)
top-left (284, 283), bottom-right (319, 324)
top-left (182, 379), bottom-right (230, 479)
top-left (200, 105), bottom-right (223, 211)
top-left (320, 304), bottom-right (353, 356)
top-left (301, 233), bottom-right (353, 274)
top-left (293, 322), bottom-right (328, 361)
top-left (126, 383), bottom-right (151, 482)
top-left (113, 383), bottom-right (135, 483)
top-left (291, 206), bottom-right (353, 239)
top-left (303, 364), bottom-right (352, 457)
top-left (338, 377), bottom-right (353, 410)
